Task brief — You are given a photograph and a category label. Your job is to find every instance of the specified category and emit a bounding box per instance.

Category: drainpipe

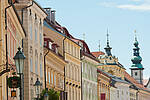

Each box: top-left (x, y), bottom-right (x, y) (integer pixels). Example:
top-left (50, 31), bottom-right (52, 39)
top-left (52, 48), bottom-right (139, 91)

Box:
top-left (21, 1), bottom-right (33, 24)
top-left (80, 50), bottom-right (84, 100)
top-left (44, 48), bottom-right (49, 89)
top-left (63, 36), bottom-right (67, 100)
top-left (5, 1), bottom-right (13, 100)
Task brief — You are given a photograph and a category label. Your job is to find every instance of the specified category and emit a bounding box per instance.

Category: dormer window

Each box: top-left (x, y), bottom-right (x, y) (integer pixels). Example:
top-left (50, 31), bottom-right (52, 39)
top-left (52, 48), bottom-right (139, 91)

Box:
top-left (44, 41), bottom-right (47, 47)
top-left (56, 47), bottom-right (58, 54)
top-left (49, 42), bottom-right (52, 49)
top-left (52, 44), bottom-right (59, 54)
top-left (44, 38), bottom-right (53, 49)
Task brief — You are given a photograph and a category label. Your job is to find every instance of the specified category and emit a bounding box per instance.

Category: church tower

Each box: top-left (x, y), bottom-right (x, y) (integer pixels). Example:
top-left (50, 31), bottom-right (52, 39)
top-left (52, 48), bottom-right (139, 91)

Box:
top-left (130, 34), bottom-right (144, 84)
top-left (104, 30), bottom-right (112, 56)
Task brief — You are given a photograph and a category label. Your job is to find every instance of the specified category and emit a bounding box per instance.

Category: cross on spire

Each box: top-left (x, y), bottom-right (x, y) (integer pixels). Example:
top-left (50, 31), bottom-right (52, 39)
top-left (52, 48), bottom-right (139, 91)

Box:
top-left (107, 28), bottom-right (110, 47)
top-left (104, 28), bottom-right (112, 56)
top-left (134, 30), bottom-right (137, 41)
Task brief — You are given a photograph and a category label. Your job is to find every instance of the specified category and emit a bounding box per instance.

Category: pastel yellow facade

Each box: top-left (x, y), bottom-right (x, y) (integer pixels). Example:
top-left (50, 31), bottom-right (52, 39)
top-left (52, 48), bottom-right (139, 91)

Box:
top-left (129, 88), bottom-right (137, 100)
top-left (98, 55), bottom-right (125, 80)
top-left (0, 1), bottom-right (25, 100)
top-left (64, 38), bottom-right (81, 100)
top-left (97, 69), bottom-right (111, 100)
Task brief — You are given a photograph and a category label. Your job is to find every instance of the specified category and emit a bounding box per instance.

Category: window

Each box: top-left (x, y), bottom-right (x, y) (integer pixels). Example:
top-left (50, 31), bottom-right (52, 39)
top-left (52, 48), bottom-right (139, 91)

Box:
top-left (35, 26), bottom-right (37, 42)
top-left (40, 33), bottom-right (42, 46)
top-left (117, 90), bottom-right (119, 98)
top-left (35, 58), bottom-right (38, 74)
top-left (51, 71), bottom-right (53, 84)
top-left (30, 58), bottom-right (33, 72)
top-left (39, 25), bottom-right (42, 46)
top-left (30, 20), bottom-right (32, 39)
top-left (49, 42), bottom-right (52, 49)
top-left (54, 73), bottom-right (56, 86)
top-left (35, 51), bottom-right (38, 74)
top-left (40, 63), bottom-right (43, 77)
top-left (135, 72), bottom-right (137, 76)
top-left (46, 69), bottom-right (47, 82)
top-left (48, 72), bottom-right (50, 83)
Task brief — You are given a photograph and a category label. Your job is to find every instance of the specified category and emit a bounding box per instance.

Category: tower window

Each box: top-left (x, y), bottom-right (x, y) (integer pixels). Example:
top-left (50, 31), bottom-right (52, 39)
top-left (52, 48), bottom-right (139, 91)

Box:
top-left (135, 72), bottom-right (137, 76)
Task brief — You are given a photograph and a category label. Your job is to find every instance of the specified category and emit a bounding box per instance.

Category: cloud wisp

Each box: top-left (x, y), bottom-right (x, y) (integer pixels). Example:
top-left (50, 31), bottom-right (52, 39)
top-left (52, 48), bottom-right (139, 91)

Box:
top-left (100, 0), bottom-right (150, 11)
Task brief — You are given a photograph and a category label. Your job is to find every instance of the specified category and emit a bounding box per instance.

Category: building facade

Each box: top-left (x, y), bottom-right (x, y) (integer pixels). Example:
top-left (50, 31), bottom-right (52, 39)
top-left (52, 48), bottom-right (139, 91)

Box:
top-left (0, 0), bottom-right (26, 100)
top-left (97, 69), bottom-right (111, 100)
top-left (77, 39), bottom-right (98, 100)
top-left (43, 9), bottom-right (81, 100)
top-left (44, 35), bottom-right (67, 100)
top-left (15, 0), bottom-right (47, 100)
top-left (93, 34), bottom-right (125, 80)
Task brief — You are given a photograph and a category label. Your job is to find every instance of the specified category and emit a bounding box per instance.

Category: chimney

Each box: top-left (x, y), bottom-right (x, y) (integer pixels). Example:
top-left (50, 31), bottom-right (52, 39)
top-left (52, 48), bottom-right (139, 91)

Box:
top-left (44, 8), bottom-right (52, 22)
top-left (51, 10), bottom-right (56, 24)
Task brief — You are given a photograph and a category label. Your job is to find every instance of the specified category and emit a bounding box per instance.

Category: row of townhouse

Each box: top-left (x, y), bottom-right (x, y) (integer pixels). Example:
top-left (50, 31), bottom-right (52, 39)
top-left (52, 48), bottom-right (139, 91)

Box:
top-left (0, 0), bottom-right (150, 100)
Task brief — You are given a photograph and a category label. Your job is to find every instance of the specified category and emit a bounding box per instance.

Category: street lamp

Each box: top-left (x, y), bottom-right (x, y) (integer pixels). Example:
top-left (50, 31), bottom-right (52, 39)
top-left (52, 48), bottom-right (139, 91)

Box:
top-left (44, 88), bottom-right (49, 100)
top-left (13, 47), bottom-right (26, 100)
top-left (34, 78), bottom-right (42, 100)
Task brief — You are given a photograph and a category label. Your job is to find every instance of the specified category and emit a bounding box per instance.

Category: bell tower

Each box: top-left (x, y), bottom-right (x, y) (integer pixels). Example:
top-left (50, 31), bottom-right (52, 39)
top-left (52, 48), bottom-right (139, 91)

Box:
top-left (130, 33), bottom-right (144, 84)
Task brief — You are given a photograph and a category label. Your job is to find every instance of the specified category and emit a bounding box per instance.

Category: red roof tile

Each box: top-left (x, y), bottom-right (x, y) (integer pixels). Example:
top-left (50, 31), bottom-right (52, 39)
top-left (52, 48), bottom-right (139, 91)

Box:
top-left (125, 72), bottom-right (149, 91)
top-left (91, 51), bottom-right (105, 58)
top-left (143, 79), bottom-right (149, 86)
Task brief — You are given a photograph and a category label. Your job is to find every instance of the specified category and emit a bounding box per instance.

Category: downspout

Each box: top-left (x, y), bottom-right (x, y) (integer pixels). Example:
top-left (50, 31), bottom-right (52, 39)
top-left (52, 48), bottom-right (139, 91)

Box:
top-left (21, 1), bottom-right (33, 24)
top-left (5, 1), bottom-right (13, 100)
top-left (80, 50), bottom-right (84, 100)
top-left (44, 48), bottom-right (49, 89)
top-left (63, 36), bottom-right (67, 100)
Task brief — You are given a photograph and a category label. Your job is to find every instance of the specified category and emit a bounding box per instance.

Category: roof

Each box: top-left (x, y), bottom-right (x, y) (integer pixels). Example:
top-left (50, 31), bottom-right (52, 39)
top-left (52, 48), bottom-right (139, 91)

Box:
top-left (98, 68), bottom-right (129, 86)
top-left (12, 3), bottom-right (26, 36)
top-left (124, 71), bottom-right (150, 92)
top-left (91, 51), bottom-right (105, 58)
top-left (143, 78), bottom-right (150, 87)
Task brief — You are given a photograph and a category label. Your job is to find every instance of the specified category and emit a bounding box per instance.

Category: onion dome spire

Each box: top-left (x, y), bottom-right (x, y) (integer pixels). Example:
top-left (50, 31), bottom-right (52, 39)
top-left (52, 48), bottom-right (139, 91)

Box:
top-left (131, 31), bottom-right (143, 68)
top-left (104, 29), bottom-right (112, 56)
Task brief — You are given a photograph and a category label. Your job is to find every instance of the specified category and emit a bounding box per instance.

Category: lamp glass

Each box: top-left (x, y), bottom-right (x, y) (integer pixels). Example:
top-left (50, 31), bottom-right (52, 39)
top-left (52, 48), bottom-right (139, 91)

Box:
top-left (44, 93), bottom-right (49, 100)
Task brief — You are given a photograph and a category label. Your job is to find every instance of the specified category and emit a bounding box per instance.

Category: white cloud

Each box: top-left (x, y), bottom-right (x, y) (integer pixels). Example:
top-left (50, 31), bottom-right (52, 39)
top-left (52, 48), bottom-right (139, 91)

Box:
top-left (100, 2), bottom-right (116, 7)
top-left (117, 4), bottom-right (150, 11)
top-left (100, 1), bottom-right (150, 11)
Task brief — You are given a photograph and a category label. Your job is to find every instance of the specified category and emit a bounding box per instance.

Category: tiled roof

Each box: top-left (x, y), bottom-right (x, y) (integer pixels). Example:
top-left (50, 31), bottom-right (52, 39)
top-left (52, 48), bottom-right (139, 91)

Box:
top-left (143, 79), bottom-right (149, 86)
top-left (124, 71), bottom-right (150, 91)
top-left (91, 51), bottom-right (105, 58)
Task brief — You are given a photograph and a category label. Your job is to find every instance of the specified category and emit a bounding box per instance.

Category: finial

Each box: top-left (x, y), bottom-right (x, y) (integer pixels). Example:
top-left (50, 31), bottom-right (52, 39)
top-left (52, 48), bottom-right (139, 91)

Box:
top-left (134, 30), bottom-right (137, 41)
top-left (106, 28), bottom-right (109, 47)
top-left (83, 33), bottom-right (85, 41)
top-left (98, 40), bottom-right (100, 51)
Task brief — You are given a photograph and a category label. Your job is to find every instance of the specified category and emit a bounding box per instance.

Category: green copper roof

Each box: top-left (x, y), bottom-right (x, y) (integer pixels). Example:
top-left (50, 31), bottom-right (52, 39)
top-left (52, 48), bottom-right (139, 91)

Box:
top-left (131, 36), bottom-right (143, 69)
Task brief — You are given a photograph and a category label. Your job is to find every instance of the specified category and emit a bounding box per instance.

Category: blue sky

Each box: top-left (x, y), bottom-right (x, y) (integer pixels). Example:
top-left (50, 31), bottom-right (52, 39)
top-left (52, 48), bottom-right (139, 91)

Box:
top-left (36, 0), bottom-right (150, 79)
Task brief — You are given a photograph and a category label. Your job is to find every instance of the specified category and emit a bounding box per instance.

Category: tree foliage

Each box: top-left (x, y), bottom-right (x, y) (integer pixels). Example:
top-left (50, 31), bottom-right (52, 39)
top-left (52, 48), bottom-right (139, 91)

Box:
top-left (39, 88), bottom-right (60, 100)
